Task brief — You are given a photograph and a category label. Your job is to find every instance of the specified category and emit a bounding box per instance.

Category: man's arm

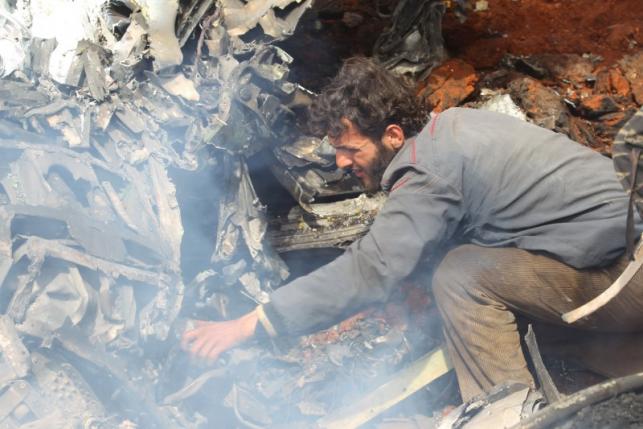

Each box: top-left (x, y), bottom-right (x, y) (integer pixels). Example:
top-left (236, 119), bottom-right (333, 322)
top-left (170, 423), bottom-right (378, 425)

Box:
top-left (182, 167), bottom-right (463, 358)
top-left (260, 167), bottom-right (463, 336)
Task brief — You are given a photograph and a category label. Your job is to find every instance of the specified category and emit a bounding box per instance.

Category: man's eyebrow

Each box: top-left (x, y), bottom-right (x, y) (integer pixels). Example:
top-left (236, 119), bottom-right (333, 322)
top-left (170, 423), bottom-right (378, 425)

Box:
top-left (328, 139), bottom-right (345, 148)
top-left (331, 142), bottom-right (355, 150)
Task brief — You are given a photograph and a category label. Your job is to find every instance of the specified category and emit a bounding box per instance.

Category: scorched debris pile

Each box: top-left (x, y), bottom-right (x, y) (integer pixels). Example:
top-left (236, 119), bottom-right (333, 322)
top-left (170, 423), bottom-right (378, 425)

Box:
top-left (0, 0), bottom-right (419, 427)
top-left (0, 0), bottom-right (641, 428)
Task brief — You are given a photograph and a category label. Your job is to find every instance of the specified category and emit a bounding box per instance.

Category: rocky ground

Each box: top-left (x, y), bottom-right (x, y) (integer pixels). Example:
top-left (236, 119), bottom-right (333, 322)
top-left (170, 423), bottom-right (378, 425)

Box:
top-left (286, 0), bottom-right (642, 153)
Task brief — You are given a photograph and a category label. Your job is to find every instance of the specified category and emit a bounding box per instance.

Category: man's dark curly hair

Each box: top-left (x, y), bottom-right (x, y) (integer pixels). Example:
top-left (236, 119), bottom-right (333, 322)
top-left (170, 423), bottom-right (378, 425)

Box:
top-left (308, 57), bottom-right (430, 141)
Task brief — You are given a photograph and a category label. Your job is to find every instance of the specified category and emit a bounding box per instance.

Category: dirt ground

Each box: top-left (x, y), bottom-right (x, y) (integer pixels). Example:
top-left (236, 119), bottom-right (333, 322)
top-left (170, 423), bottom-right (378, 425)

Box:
top-left (443, 0), bottom-right (643, 69)
top-left (285, 0), bottom-right (642, 88)
top-left (557, 392), bottom-right (643, 428)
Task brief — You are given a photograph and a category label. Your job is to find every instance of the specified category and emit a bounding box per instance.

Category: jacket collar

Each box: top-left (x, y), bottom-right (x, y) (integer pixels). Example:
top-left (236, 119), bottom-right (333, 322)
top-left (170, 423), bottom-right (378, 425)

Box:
top-left (381, 136), bottom-right (416, 192)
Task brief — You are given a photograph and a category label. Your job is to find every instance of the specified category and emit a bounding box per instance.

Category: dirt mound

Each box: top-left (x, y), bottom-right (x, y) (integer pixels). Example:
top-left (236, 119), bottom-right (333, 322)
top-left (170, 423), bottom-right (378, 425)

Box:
top-left (443, 0), bottom-right (643, 69)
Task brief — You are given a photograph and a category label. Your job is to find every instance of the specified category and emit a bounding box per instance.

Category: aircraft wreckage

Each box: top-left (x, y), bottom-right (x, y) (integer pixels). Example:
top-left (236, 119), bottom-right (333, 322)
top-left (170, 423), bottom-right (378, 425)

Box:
top-left (0, 0), bottom-right (452, 427)
top-left (2, 0), bottom-right (641, 428)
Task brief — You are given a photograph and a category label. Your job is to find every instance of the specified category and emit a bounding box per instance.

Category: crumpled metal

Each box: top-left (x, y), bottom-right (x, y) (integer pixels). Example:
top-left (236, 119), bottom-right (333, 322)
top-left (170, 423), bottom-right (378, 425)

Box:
top-left (213, 154), bottom-right (288, 303)
top-left (0, 0), bottom-right (378, 426)
top-left (373, 0), bottom-right (447, 77)
top-left (0, 8), bottom-right (28, 77)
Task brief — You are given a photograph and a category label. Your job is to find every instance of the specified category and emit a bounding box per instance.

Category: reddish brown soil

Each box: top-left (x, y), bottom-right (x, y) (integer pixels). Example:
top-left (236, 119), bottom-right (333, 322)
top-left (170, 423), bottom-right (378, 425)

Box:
top-left (285, 0), bottom-right (642, 90)
top-left (443, 0), bottom-right (643, 69)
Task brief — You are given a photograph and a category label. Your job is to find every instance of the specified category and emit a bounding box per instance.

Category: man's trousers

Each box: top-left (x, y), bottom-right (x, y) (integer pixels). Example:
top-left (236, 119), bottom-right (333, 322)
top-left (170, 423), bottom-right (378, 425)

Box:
top-left (431, 245), bottom-right (643, 401)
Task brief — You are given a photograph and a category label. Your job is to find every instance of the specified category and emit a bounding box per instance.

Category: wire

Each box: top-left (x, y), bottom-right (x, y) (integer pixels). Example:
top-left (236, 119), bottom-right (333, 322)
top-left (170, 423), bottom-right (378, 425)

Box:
top-left (514, 372), bottom-right (643, 429)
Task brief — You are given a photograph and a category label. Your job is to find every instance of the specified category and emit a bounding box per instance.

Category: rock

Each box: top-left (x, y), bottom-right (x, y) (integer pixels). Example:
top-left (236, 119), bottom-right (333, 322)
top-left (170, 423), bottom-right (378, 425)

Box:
top-left (478, 69), bottom-right (518, 89)
top-left (593, 110), bottom-right (636, 154)
top-left (594, 68), bottom-right (611, 93)
top-left (563, 87), bottom-right (591, 108)
top-left (600, 110), bottom-right (634, 128)
top-left (544, 54), bottom-right (596, 86)
top-left (504, 54), bottom-right (596, 86)
top-left (609, 68), bottom-right (632, 99)
top-left (619, 52), bottom-right (643, 105)
top-left (578, 94), bottom-right (621, 119)
top-left (508, 77), bottom-right (568, 131)
top-left (568, 116), bottom-right (597, 148)
top-left (417, 59), bottom-right (478, 112)
top-left (595, 67), bottom-right (632, 99)
top-left (476, 90), bottom-right (527, 122)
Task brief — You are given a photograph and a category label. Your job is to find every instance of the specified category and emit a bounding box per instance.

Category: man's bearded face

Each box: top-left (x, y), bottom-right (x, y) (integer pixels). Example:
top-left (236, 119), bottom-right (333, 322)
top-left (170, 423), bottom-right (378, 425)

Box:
top-left (330, 119), bottom-right (397, 193)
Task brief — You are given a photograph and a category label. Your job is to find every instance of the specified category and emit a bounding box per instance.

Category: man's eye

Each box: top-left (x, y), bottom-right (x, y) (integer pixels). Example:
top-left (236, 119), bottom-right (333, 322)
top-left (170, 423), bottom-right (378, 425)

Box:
top-left (339, 147), bottom-right (358, 154)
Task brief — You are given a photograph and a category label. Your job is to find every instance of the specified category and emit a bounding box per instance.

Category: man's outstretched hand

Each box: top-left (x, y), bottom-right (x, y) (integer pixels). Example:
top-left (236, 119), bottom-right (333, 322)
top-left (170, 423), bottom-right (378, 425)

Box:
top-left (181, 310), bottom-right (259, 362)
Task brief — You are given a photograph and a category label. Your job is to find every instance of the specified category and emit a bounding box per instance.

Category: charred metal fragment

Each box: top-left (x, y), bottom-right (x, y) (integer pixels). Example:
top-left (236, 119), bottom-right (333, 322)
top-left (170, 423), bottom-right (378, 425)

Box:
top-left (213, 154), bottom-right (288, 303)
top-left (268, 193), bottom-right (386, 252)
top-left (135, 0), bottom-right (183, 70)
top-left (78, 41), bottom-right (110, 101)
top-left (524, 325), bottom-right (562, 405)
top-left (374, 0), bottom-right (447, 76)
top-left (0, 0), bottom-right (413, 426)
top-left (270, 135), bottom-right (365, 207)
top-left (0, 316), bottom-right (31, 384)
top-left (1, 352), bottom-right (111, 428)
top-left (221, 0), bottom-right (312, 39)
top-left (176, 0), bottom-right (216, 47)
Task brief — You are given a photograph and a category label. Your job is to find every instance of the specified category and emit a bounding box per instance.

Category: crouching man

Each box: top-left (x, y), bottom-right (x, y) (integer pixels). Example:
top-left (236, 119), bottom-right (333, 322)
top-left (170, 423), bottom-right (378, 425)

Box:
top-left (182, 57), bottom-right (643, 401)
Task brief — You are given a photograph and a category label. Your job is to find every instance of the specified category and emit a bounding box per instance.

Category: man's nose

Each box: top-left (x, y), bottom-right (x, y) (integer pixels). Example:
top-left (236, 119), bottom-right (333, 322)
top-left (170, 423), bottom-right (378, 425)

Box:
top-left (335, 151), bottom-right (353, 170)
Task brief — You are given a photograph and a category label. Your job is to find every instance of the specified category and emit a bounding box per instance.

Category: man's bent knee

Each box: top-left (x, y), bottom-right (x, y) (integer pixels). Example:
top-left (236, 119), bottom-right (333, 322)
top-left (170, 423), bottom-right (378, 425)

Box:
top-left (431, 245), bottom-right (498, 302)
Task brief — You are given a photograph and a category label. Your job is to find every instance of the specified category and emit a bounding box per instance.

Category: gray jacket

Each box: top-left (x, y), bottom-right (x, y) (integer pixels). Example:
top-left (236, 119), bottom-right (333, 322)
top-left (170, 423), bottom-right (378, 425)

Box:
top-left (258, 108), bottom-right (637, 337)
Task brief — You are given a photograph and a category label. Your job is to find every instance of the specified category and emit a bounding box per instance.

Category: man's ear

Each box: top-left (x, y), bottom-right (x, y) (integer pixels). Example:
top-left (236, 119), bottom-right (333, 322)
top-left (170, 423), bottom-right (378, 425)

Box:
top-left (382, 124), bottom-right (405, 151)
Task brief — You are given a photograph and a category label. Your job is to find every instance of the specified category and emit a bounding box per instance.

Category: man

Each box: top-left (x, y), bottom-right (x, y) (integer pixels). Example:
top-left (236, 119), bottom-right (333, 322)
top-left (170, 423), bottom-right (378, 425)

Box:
top-left (182, 57), bottom-right (643, 401)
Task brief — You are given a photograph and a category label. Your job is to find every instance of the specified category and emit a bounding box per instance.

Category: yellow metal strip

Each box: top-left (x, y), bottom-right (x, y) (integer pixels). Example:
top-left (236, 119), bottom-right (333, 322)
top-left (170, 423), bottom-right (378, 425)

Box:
top-left (318, 346), bottom-right (452, 429)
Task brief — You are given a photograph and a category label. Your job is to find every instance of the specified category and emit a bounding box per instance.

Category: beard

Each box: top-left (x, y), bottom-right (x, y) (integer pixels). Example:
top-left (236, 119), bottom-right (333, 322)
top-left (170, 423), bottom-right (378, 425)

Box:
top-left (358, 143), bottom-right (396, 193)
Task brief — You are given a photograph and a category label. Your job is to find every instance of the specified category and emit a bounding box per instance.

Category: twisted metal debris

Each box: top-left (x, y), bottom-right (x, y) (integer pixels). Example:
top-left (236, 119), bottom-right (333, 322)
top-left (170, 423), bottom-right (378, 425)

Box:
top-left (0, 0), bottom-right (459, 426)
top-left (0, 0), bottom-right (316, 426)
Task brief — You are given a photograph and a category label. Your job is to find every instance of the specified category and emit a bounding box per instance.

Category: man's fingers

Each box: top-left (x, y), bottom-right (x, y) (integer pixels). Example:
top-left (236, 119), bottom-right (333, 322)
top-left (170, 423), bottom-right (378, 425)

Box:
top-left (206, 347), bottom-right (222, 364)
top-left (198, 341), bottom-right (222, 362)
top-left (181, 329), bottom-right (199, 348)
top-left (181, 325), bottom-right (210, 349)
top-left (193, 335), bottom-right (213, 358)
top-left (202, 340), bottom-right (222, 362)
top-left (190, 334), bottom-right (214, 357)
top-left (181, 317), bottom-right (248, 361)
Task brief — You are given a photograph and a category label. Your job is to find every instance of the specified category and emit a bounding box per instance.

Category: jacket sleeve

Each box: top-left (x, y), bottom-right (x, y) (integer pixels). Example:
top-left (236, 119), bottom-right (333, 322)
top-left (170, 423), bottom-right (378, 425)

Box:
top-left (258, 167), bottom-right (463, 336)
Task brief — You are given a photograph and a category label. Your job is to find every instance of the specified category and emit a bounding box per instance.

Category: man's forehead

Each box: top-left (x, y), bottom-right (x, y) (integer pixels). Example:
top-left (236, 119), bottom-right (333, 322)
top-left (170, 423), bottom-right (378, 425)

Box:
top-left (329, 134), bottom-right (359, 149)
top-left (329, 123), bottom-right (367, 148)
top-left (328, 135), bottom-right (343, 148)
